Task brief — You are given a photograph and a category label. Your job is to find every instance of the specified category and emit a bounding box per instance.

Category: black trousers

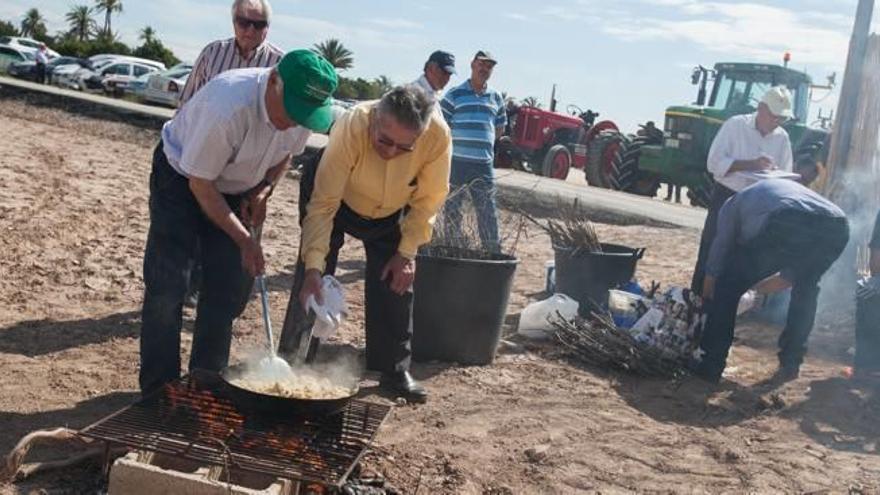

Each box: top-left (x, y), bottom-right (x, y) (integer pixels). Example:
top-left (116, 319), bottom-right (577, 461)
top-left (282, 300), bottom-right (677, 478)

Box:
top-left (139, 142), bottom-right (253, 394)
top-left (696, 209), bottom-right (849, 380)
top-left (691, 183), bottom-right (736, 295)
top-left (855, 292), bottom-right (880, 371)
top-left (278, 154), bottom-right (413, 373)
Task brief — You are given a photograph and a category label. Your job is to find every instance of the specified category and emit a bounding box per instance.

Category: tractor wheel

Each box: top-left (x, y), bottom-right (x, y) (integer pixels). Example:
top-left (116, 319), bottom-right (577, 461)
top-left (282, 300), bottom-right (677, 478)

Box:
top-left (609, 135), bottom-right (661, 197)
top-left (686, 171), bottom-right (714, 208)
top-left (585, 132), bottom-right (622, 188)
top-left (494, 136), bottom-right (514, 169)
top-left (541, 145), bottom-right (572, 180)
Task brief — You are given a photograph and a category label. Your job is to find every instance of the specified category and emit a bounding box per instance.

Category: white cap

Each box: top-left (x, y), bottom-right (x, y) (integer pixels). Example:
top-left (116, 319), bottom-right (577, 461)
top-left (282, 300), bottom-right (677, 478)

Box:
top-left (761, 86), bottom-right (793, 118)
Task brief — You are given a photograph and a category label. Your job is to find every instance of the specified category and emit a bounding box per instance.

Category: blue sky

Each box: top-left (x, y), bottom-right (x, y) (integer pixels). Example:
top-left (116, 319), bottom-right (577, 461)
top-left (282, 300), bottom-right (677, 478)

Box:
top-left (0, 0), bottom-right (872, 130)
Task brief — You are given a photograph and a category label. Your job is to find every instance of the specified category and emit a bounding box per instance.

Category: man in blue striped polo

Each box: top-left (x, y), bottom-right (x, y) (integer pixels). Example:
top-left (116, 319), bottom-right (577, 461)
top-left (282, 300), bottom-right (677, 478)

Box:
top-left (440, 50), bottom-right (507, 252)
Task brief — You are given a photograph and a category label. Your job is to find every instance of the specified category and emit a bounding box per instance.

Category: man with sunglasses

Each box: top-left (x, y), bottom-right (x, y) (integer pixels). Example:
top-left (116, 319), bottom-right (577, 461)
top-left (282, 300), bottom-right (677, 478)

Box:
top-left (691, 86), bottom-right (795, 297)
top-left (139, 50), bottom-right (338, 394)
top-left (278, 86), bottom-right (451, 403)
top-left (178, 0), bottom-right (283, 307)
top-left (179, 0), bottom-right (282, 106)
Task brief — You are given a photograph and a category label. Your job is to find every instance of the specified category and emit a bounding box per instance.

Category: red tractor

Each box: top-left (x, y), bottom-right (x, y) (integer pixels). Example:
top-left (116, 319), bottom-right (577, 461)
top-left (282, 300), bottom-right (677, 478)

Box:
top-left (494, 104), bottom-right (620, 181)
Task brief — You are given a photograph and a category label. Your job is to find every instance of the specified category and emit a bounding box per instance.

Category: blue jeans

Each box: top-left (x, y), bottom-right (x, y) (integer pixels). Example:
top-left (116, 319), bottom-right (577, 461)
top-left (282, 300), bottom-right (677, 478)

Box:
top-left (444, 160), bottom-right (500, 252)
top-left (139, 143), bottom-right (254, 394)
top-left (696, 209), bottom-right (849, 380)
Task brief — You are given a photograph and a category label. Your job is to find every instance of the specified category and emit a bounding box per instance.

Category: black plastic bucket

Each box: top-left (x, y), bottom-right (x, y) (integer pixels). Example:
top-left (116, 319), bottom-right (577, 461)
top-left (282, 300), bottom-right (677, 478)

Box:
top-left (412, 247), bottom-right (518, 365)
top-left (554, 243), bottom-right (645, 313)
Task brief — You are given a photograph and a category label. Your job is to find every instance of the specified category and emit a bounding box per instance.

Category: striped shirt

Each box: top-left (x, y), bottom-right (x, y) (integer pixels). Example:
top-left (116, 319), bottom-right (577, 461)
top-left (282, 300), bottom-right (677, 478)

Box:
top-left (440, 80), bottom-right (507, 164)
top-left (178, 37), bottom-right (284, 106)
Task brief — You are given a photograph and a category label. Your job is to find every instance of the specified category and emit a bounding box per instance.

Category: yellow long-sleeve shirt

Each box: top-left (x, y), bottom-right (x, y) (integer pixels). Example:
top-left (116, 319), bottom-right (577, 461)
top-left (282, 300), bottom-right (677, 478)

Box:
top-left (301, 102), bottom-right (452, 271)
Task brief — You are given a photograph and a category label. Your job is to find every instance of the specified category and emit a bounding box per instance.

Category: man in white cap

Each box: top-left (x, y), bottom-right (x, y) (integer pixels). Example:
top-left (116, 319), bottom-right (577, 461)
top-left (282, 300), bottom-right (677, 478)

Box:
top-left (691, 86), bottom-right (794, 296)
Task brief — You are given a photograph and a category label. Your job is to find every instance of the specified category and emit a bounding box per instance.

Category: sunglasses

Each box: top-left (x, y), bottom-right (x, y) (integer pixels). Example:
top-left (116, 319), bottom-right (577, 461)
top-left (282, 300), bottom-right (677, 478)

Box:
top-left (234, 15), bottom-right (268, 30)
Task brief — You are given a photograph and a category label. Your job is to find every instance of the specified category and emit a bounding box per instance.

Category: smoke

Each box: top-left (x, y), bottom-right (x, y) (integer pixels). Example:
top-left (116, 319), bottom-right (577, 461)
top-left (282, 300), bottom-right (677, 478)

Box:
top-left (232, 346), bottom-right (360, 390)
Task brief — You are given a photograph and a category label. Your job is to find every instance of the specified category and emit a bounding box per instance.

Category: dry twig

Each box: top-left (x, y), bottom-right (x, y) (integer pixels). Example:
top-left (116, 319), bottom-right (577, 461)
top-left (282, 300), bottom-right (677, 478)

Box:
top-left (552, 312), bottom-right (687, 379)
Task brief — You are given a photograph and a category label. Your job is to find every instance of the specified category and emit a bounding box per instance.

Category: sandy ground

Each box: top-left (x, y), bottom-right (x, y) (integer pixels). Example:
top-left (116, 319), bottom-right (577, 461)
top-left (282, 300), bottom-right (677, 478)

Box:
top-left (0, 93), bottom-right (878, 494)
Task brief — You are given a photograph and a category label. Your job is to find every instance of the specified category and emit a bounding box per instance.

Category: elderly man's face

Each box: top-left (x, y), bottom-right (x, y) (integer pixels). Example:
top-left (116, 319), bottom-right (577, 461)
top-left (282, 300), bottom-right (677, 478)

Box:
top-left (755, 102), bottom-right (787, 135)
top-left (370, 110), bottom-right (420, 161)
top-left (233, 2), bottom-right (269, 55)
top-left (470, 59), bottom-right (495, 86)
top-left (425, 62), bottom-right (451, 91)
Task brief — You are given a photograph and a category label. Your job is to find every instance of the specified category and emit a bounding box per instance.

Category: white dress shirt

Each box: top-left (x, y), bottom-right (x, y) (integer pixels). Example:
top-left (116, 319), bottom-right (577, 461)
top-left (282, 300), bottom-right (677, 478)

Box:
top-left (706, 113), bottom-right (793, 192)
top-left (161, 68), bottom-right (310, 194)
top-left (413, 74), bottom-right (441, 106)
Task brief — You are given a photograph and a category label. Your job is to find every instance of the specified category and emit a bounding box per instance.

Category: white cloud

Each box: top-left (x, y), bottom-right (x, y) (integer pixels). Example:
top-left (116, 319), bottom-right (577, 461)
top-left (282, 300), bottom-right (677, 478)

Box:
top-left (571, 1), bottom-right (850, 67)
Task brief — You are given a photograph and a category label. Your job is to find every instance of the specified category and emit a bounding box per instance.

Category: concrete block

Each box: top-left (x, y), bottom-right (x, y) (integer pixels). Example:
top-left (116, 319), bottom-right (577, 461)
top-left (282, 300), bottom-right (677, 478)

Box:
top-left (108, 451), bottom-right (295, 495)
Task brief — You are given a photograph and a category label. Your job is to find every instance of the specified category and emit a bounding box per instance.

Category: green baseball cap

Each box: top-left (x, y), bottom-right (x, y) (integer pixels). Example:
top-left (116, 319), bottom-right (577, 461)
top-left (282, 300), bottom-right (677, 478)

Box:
top-left (276, 49), bottom-right (338, 133)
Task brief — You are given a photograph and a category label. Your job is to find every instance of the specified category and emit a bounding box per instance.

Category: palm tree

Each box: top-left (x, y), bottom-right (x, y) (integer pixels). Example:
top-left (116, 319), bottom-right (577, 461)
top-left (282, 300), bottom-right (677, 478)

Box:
top-left (20, 8), bottom-right (46, 38)
top-left (94, 0), bottom-right (123, 36)
top-left (66, 5), bottom-right (96, 42)
top-left (139, 26), bottom-right (156, 45)
top-left (522, 96), bottom-right (542, 108)
top-left (374, 75), bottom-right (392, 95)
top-left (312, 39), bottom-right (354, 71)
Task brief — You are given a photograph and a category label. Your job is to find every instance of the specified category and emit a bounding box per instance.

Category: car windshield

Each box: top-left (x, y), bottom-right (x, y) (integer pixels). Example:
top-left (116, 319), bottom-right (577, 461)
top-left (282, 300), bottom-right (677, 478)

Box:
top-left (709, 70), bottom-right (808, 123)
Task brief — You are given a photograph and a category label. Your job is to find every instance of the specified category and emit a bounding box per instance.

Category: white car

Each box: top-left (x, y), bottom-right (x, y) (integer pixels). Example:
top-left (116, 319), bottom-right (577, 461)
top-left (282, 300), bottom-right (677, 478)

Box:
top-left (93, 61), bottom-right (163, 94)
top-left (0, 45), bottom-right (34, 72)
top-left (142, 65), bottom-right (192, 107)
top-left (0, 36), bottom-right (60, 58)
top-left (52, 58), bottom-right (117, 90)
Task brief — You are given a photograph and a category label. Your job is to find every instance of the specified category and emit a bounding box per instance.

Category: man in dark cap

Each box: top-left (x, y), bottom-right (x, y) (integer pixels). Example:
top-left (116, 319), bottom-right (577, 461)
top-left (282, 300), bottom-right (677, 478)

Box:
top-left (413, 50), bottom-right (456, 106)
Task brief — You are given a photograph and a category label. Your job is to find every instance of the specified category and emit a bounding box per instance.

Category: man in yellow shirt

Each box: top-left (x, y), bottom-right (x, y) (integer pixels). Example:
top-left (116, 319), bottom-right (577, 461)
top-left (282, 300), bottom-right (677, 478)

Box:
top-left (279, 86), bottom-right (451, 402)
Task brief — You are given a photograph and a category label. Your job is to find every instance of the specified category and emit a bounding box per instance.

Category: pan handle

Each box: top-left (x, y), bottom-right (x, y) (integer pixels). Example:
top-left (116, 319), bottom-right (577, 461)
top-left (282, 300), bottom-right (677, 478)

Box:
top-left (634, 248), bottom-right (646, 260)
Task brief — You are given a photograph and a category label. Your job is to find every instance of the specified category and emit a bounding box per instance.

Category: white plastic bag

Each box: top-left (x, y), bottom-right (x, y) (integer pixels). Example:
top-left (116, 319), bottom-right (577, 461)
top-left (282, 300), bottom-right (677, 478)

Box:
top-left (305, 275), bottom-right (347, 341)
top-left (517, 293), bottom-right (579, 339)
top-left (737, 289), bottom-right (757, 316)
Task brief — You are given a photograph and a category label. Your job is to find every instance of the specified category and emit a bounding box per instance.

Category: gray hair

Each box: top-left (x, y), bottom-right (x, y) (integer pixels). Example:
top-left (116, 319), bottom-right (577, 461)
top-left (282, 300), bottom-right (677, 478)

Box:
top-left (231, 0), bottom-right (272, 20)
top-left (376, 85), bottom-right (433, 133)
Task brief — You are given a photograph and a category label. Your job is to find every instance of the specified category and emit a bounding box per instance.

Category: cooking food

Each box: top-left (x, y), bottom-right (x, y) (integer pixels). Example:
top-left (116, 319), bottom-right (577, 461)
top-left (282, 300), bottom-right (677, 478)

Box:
top-left (230, 372), bottom-right (356, 400)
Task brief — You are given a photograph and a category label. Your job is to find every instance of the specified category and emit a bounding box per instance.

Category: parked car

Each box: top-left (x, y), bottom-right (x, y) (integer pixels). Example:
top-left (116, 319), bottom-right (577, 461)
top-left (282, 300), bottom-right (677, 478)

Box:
top-left (84, 60), bottom-right (163, 95)
top-left (142, 64), bottom-right (192, 107)
top-left (52, 58), bottom-right (114, 90)
top-left (0, 36), bottom-right (61, 58)
top-left (0, 45), bottom-right (33, 73)
top-left (7, 56), bottom-right (86, 82)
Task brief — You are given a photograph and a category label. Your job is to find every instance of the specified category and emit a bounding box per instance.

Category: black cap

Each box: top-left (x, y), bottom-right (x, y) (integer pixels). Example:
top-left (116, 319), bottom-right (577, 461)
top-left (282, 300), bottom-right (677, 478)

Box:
top-left (427, 50), bottom-right (456, 74)
top-left (474, 50), bottom-right (497, 65)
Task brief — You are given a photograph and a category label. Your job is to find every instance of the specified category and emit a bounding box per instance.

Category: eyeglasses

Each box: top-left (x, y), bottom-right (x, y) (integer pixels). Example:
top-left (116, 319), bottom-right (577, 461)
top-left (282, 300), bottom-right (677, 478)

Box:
top-left (370, 114), bottom-right (416, 153)
top-left (234, 15), bottom-right (268, 30)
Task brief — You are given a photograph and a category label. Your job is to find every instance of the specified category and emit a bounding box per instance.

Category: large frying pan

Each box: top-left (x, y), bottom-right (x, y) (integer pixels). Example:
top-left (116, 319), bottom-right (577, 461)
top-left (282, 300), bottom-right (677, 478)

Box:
top-left (220, 363), bottom-right (358, 417)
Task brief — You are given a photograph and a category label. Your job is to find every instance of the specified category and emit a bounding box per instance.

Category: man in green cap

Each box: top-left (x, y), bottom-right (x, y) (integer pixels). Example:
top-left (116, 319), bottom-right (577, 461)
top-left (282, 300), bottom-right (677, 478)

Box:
top-left (139, 49), bottom-right (337, 394)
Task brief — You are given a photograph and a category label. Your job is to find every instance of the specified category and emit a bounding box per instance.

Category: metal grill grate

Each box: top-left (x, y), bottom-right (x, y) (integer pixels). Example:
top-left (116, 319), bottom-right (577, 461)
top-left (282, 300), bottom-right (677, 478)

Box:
top-left (79, 371), bottom-right (390, 487)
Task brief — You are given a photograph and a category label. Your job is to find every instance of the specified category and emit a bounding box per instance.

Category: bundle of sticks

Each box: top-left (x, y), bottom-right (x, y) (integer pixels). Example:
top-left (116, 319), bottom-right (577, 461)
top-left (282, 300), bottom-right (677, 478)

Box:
top-left (524, 198), bottom-right (602, 255)
top-left (551, 311), bottom-right (688, 379)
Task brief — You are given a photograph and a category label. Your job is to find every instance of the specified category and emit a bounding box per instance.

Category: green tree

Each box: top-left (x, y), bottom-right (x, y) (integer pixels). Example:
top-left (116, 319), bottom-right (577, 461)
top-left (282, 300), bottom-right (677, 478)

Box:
top-left (94, 0), bottom-right (123, 36)
top-left (0, 19), bottom-right (18, 37)
top-left (139, 26), bottom-right (156, 44)
top-left (132, 26), bottom-right (179, 68)
top-left (20, 8), bottom-right (47, 39)
top-left (66, 5), bottom-right (97, 42)
top-left (522, 96), bottom-right (542, 109)
top-left (312, 38), bottom-right (353, 71)
top-left (374, 75), bottom-right (393, 95)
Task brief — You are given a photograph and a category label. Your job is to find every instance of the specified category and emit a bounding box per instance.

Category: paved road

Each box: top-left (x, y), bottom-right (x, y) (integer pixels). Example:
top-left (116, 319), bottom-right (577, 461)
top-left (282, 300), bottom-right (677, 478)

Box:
top-left (0, 75), bottom-right (705, 229)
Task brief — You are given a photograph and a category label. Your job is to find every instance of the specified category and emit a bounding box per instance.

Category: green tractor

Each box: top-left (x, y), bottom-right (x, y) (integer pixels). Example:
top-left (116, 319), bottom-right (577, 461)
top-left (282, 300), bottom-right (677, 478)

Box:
top-left (586, 62), bottom-right (832, 206)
